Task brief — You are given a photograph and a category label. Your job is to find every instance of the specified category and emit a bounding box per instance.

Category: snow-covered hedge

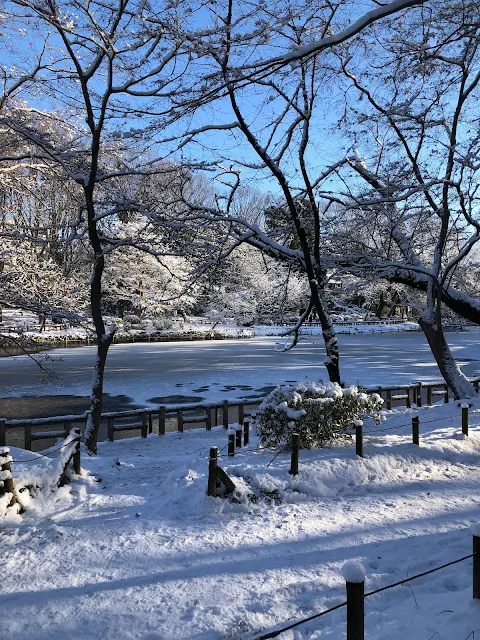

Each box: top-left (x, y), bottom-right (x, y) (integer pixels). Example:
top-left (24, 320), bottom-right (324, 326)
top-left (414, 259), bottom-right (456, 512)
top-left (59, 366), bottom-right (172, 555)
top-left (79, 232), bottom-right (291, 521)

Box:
top-left (257, 381), bottom-right (384, 449)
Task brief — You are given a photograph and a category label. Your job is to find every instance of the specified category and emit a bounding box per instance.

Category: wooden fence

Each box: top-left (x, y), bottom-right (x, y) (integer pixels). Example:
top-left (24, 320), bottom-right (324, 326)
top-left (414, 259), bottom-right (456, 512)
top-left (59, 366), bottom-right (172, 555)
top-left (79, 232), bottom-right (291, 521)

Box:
top-left (1, 377), bottom-right (479, 451)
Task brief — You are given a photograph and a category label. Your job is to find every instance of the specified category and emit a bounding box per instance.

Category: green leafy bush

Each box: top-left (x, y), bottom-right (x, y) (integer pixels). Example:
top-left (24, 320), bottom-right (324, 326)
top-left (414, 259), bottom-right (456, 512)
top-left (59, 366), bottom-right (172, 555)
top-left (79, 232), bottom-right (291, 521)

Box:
top-left (257, 381), bottom-right (384, 449)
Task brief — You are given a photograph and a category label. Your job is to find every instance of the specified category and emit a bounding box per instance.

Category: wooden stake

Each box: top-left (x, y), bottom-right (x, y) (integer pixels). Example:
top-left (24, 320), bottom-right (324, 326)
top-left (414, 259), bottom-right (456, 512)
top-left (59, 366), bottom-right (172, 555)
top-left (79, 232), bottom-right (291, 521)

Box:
top-left (235, 426), bottom-right (242, 448)
top-left (243, 419), bottom-right (250, 447)
top-left (474, 532), bottom-right (480, 599)
top-left (0, 420), bottom-right (5, 447)
top-left (346, 579), bottom-right (364, 640)
top-left (73, 428), bottom-right (81, 475)
top-left (208, 447), bottom-right (218, 497)
top-left (148, 413), bottom-right (153, 435)
top-left (228, 432), bottom-right (235, 457)
top-left (216, 466), bottom-right (235, 494)
top-left (238, 403), bottom-right (244, 426)
top-left (427, 385), bottom-right (432, 406)
top-left (412, 416), bottom-right (419, 445)
top-left (177, 410), bottom-right (184, 433)
top-left (141, 414), bottom-right (148, 438)
top-left (405, 388), bottom-right (411, 409)
top-left (356, 423), bottom-right (364, 458)
top-left (386, 389), bottom-right (392, 411)
top-left (289, 433), bottom-right (300, 475)
top-left (462, 404), bottom-right (469, 436)
top-left (416, 383), bottom-right (423, 407)
top-left (206, 408), bottom-right (212, 431)
top-left (159, 406), bottom-right (166, 435)
top-left (223, 400), bottom-right (229, 429)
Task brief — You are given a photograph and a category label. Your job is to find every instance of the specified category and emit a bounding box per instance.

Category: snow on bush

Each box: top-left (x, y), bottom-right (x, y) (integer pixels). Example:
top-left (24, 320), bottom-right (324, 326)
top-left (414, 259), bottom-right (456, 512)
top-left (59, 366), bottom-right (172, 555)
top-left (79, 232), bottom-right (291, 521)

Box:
top-left (257, 381), bottom-right (384, 449)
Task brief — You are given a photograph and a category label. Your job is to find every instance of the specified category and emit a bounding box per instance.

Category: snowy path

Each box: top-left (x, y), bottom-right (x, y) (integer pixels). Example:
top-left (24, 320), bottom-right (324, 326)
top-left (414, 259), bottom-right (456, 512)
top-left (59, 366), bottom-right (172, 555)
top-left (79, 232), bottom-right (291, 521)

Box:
top-left (2, 402), bottom-right (480, 639)
top-left (1, 331), bottom-right (480, 408)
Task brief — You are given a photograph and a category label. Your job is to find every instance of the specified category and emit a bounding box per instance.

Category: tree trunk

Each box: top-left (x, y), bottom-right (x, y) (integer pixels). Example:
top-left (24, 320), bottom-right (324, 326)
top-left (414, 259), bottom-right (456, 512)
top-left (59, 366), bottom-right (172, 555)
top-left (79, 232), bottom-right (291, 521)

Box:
top-left (418, 310), bottom-right (475, 399)
top-left (84, 336), bottom-right (112, 454)
top-left (312, 296), bottom-right (340, 383)
top-left (83, 196), bottom-right (114, 453)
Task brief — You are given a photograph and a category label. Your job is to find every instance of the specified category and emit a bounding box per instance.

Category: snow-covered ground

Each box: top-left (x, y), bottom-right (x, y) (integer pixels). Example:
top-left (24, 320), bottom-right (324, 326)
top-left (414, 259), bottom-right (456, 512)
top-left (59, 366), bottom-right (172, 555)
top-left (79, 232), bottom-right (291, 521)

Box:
top-left (2, 400), bottom-right (480, 639)
top-left (0, 332), bottom-right (479, 409)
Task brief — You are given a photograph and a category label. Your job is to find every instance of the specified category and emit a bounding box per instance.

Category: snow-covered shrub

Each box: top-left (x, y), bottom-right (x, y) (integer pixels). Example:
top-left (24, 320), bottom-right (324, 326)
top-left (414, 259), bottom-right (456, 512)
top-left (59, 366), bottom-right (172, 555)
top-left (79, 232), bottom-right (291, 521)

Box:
top-left (257, 381), bottom-right (383, 449)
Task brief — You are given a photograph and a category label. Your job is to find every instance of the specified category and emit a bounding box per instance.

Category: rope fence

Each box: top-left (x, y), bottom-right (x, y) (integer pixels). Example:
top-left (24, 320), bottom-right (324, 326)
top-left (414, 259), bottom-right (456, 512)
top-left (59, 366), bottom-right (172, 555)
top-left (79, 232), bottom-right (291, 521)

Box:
top-left (255, 537), bottom-right (480, 640)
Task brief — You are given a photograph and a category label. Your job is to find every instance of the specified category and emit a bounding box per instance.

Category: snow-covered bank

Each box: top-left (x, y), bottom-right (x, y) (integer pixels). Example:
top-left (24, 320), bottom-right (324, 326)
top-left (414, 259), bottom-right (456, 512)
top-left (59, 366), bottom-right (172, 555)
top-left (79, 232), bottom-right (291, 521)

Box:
top-left (0, 320), bottom-right (420, 353)
top-left (252, 321), bottom-right (419, 336)
top-left (2, 401), bottom-right (480, 639)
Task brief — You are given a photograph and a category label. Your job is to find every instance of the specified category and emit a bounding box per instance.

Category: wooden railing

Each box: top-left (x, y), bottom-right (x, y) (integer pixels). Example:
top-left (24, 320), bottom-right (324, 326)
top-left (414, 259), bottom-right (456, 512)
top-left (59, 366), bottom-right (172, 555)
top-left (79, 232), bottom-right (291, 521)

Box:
top-left (1, 378), bottom-right (479, 451)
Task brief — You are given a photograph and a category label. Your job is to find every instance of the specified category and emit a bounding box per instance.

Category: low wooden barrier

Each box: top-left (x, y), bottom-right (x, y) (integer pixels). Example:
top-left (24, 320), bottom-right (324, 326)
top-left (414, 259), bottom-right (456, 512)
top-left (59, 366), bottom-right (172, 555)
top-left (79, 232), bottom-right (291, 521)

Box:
top-left (1, 377), bottom-right (479, 451)
top-left (0, 397), bottom-right (264, 450)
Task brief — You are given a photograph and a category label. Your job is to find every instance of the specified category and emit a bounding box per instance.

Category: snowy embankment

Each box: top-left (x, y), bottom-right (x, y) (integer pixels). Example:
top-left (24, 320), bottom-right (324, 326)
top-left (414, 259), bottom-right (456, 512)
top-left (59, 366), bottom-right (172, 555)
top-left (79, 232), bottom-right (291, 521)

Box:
top-left (1, 318), bottom-right (419, 350)
top-left (253, 321), bottom-right (419, 337)
top-left (2, 401), bottom-right (480, 639)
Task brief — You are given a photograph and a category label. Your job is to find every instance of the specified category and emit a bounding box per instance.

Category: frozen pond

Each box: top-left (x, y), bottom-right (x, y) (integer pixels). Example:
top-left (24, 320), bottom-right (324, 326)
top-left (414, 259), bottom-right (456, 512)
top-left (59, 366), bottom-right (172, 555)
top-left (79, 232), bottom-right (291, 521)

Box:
top-left (0, 330), bottom-right (479, 414)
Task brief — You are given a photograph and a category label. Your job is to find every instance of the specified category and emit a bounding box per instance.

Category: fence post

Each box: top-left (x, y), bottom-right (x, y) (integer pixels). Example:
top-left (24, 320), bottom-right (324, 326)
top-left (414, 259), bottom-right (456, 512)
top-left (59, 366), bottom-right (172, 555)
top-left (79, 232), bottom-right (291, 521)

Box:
top-left (475, 379), bottom-right (479, 394)
top-left (462, 403), bottom-right (469, 436)
top-left (355, 421), bottom-right (364, 458)
top-left (208, 447), bottom-right (218, 497)
top-left (0, 420), bottom-right (5, 447)
top-left (445, 384), bottom-right (449, 403)
top-left (177, 410), bottom-right (184, 433)
top-left (405, 388), bottom-right (411, 409)
top-left (235, 425), bottom-right (242, 448)
top-left (228, 432), bottom-right (235, 457)
top-left (141, 414), bottom-right (148, 438)
top-left (0, 447), bottom-right (16, 507)
top-left (412, 415), bottom-right (419, 445)
top-left (238, 403), bottom-right (244, 426)
top-left (107, 417), bottom-right (114, 442)
top-left (386, 389), bottom-right (392, 411)
top-left (243, 419), bottom-right (250, 447)
top-left (206, 408), bottom-right (212, 431)
top-left (473, 526), bottom-right (480, 599)
top-left (427, 385), bottom-right (432, 406)
top-left (289, 433), bottom-right (300, 476)
top-left (342, 562), bottom-right (365, 640)
top-left (73, 427), bottom-right (81, 475)
top-left (223, 400), bottom-right (229, 429)
top-left (416, 383), bottom-right (423, 407)
top-left (159, 406), bottom-right (166, 435)
top-left (148, 413), bottom-right (153, 435)
top-left (25, 424), bottom-right (32, 451)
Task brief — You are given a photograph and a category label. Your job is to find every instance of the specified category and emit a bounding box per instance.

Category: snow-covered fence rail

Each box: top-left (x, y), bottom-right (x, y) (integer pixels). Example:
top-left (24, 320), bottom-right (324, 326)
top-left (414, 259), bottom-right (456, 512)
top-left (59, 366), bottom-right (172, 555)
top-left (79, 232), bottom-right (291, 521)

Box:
top-left (255, 531), bottom-right (480, 640)
top-left (0, 398), bottom-right (263, 450)
top-left (1, 377), bottom-right (479, 451)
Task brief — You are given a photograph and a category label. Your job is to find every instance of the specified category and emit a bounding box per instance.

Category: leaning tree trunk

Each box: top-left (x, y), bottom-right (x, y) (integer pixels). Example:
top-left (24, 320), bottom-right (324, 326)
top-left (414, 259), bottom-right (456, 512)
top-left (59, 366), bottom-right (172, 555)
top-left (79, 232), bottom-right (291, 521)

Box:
top-left (311, 292), bottom-right (340, 384)
top-left (85, 335), bottom-right (112, 454)
top-left (418, 308), bottom-right (475, 399)
top-left (83, 191), bottom-right (115, 453)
